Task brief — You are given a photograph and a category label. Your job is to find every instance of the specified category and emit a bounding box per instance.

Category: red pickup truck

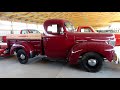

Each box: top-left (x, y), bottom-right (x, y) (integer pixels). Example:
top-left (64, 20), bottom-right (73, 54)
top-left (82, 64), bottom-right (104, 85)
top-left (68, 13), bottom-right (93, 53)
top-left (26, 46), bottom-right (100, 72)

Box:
top-left (77, 26), bottom-right (120, 46)
top-left (0, 19), bottom-right (118, 72)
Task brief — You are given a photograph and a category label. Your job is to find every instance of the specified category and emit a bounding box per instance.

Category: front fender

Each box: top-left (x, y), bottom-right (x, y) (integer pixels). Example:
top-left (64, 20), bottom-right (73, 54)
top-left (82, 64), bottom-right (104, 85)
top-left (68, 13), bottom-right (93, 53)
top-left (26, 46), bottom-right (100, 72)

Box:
top-left (10, 43), bottom-right (35, 58)
top-left (68, 42), bottom-right (115, 64)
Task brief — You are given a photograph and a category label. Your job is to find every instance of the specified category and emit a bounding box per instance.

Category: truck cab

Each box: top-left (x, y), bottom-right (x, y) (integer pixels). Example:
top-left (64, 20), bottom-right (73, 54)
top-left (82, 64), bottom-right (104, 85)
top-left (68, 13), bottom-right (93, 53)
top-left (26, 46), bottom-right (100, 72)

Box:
top-left (42, 19), bottom-right (118, 72)
top-left (1, 19), bottom-right (118, 72)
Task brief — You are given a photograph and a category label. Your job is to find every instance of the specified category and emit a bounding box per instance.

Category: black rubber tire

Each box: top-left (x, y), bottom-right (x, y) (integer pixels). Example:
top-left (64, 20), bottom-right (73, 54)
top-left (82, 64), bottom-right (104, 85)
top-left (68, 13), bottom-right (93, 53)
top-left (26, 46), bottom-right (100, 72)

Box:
top-left (81, 52), bottom-right (103, 72)
top-left (17, 49), bottom-right (28, 64)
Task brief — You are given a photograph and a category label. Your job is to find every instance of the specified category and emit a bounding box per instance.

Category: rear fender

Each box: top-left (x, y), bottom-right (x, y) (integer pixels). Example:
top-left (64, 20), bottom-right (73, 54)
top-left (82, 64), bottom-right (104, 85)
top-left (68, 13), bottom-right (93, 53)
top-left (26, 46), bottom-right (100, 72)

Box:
top-left (10, 43), bottom-right (35, 58)
top-left (68, 42), bottom-right (114, 64)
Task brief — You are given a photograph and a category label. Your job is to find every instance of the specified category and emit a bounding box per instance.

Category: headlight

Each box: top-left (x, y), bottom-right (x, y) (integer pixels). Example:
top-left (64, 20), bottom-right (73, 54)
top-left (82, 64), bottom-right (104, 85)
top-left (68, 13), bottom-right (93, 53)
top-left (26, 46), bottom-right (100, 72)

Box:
top-left (106, 39), bottom-right (116, 46)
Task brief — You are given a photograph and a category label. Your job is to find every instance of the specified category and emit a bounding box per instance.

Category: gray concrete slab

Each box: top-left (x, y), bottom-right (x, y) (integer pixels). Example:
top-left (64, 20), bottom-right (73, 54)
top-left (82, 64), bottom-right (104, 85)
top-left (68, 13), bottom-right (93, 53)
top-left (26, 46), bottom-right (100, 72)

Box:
top-left (0, 55), bottom-right (120, 78)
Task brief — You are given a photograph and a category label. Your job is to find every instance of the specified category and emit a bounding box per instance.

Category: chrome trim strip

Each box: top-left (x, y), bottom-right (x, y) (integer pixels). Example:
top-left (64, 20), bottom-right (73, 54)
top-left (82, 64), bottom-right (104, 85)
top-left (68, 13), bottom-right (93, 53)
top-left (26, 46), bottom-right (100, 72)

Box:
top-left (72, 49), bottom-right (83, 54)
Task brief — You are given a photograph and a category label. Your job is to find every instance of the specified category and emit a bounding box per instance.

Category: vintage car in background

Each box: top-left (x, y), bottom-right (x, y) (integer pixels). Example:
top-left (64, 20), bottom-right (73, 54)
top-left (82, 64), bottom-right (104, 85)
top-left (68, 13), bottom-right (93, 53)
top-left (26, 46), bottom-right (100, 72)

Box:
top-left (77, 26), bottom-right (97, 33)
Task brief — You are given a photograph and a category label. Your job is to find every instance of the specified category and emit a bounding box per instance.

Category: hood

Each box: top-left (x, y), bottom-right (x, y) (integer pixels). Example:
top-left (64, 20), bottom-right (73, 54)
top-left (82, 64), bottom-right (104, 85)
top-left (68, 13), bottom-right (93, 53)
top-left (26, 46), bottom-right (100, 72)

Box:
top-left (72, 32), bottom-right (115, 41)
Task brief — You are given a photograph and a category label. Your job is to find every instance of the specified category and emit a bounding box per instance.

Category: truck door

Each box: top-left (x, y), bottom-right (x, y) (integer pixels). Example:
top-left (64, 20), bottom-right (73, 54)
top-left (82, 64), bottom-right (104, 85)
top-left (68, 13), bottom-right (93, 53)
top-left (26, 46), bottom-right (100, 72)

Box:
top-left (43, 24), bottom-right (66, 58)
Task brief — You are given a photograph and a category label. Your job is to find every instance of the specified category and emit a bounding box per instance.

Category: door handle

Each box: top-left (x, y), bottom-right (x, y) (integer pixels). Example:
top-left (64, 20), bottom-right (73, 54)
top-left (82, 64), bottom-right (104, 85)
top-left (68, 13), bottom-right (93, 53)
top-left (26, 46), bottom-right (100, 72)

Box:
top-left (46, 38), bottom-right (50, 41)
top-left (65, 35), bottom-right (68, 40)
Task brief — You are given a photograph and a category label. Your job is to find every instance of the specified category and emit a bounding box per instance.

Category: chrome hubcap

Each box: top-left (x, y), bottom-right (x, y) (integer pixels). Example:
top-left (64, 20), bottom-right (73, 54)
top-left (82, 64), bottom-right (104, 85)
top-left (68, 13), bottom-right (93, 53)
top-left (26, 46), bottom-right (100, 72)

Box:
top-left (20, 54), bottom-right (25, 60)
top-left (88, 59), bottom-right (97, 66)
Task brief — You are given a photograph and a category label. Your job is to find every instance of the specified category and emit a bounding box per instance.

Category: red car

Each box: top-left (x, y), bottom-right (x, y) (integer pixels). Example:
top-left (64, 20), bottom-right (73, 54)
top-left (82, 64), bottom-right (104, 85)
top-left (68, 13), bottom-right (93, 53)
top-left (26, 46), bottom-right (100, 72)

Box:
top-left (77, 26), bottom-right (97, 33)
top-left (114, 33), bottom-right (120, 46)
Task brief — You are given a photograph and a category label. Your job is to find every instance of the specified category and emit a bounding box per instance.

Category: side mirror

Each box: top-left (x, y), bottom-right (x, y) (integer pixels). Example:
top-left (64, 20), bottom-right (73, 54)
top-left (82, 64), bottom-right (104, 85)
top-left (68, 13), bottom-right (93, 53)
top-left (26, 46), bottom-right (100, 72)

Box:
top-left (59, 27), bottom-right (64, 35)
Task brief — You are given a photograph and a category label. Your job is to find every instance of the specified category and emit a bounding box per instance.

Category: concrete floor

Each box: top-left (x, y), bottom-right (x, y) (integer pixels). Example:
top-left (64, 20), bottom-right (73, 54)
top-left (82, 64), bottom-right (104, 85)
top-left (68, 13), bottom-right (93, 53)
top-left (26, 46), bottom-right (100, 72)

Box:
top-left (0, 55), bottom-right (120, 78)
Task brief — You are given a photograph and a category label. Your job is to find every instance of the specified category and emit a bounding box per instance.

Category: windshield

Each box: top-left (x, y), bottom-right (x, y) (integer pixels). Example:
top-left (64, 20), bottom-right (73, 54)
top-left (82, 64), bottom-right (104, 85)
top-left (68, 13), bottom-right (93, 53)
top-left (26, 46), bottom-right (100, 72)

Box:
top-left (64, 22), bottom-right (75, 32)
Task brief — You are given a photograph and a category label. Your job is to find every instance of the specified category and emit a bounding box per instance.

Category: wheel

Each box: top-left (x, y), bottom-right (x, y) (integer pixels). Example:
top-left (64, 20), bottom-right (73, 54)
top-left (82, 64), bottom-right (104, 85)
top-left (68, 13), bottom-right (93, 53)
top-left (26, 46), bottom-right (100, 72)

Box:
top-left (17, 49), bottom-right (28, 64)
top-left (81, 52), bottom-right (103, 72)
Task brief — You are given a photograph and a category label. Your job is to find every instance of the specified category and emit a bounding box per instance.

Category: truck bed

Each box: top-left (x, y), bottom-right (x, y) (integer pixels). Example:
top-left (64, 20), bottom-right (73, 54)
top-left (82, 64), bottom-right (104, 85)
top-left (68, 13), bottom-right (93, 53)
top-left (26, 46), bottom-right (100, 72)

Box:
top-left (6, 33), bottom-right (43, 40)
top-left (6, 33), bottom-right (44, 56)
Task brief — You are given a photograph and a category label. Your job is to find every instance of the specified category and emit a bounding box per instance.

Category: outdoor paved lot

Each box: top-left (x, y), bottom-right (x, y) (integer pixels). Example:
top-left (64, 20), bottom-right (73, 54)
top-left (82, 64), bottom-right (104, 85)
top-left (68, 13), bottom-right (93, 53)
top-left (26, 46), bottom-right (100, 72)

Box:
top-left (0, 55), bottom-right (120, 78)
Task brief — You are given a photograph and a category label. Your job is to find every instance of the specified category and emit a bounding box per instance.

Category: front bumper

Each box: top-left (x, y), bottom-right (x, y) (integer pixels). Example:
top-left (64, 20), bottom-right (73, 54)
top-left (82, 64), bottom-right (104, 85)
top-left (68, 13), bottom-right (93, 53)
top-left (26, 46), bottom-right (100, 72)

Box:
top-left (112, 53), bottom-right (120, 64)
top-left (112, 46), bottom-right (120, 64)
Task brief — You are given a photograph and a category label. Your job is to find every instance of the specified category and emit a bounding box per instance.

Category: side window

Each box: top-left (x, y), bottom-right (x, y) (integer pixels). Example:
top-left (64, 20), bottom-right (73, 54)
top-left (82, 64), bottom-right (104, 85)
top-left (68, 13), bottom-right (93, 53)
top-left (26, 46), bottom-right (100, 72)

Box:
top-left (22, 30), bottom-right (28, 34)
top-left (81, 29), bottom-right (85, 32)
top-left (32, 30), bottom-right (40, 33)
top-left (81, 28), bottom-right (92, 32)
top-left (32, 31), bottom-right (36, 33)
top-left (48, 24), bottom-right (58, 33)
top-left (47, 24), bottom-right (62, 35)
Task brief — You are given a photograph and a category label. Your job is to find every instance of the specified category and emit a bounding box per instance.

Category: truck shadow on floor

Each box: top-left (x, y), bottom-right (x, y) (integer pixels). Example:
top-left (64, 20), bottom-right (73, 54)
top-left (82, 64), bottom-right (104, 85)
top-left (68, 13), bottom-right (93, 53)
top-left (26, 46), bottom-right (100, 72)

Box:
top-left (28, 56), bottom-right (120, 72)
top-left (28, 56), bottom-right (85, 71)
top-left (0, 55), bottom-right (15, 61)
top-left (102, 62), bottom-right (120, 72)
